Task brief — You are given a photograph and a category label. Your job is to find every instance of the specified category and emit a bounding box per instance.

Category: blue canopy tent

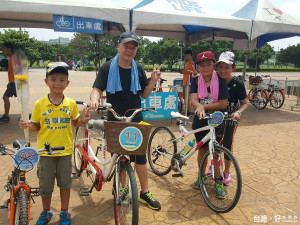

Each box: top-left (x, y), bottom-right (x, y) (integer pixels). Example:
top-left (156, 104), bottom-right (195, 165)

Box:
top-left (233, 0), bottom-right (300, 49)
top-left (232, 0), bottom-right (300, 77)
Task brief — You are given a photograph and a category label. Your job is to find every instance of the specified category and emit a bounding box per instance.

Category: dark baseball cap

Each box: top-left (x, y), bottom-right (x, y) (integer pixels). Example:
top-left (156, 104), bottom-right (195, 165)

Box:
top-left (119, 31), bottom-right (139, 45)
top-left (46, 62), bottom-right (69, 77)
top-left (196, 51), bottom-right (216, 64)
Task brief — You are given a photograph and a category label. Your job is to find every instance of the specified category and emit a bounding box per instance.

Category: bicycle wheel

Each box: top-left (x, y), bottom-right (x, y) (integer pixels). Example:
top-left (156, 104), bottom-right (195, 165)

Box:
top-left (247, 89), bottom-right (255, 105)
top-left (199, 145), bottom-right (242, 213)
top-left (74, 126), bottom-right (86, 174)
top-left (13, 189), bottom-right (28, 225)
top-left (147, 126), bottom-right (177, 176)
top-left (113, 161), bottom-right (138, 225)
top-left (270, 90), bottom-right (285, 109)
top-left (253, 90), bottom-right (268, 110)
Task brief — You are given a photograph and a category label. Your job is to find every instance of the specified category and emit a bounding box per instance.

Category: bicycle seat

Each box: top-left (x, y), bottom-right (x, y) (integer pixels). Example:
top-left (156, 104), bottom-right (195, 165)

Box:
top-left (170, 112), bottom-right (189, 120)
top-left (88, 119), bottom-right (106, 131)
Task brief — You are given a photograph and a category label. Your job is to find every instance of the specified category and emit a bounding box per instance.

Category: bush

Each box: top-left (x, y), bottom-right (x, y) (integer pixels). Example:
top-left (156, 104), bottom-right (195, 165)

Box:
top-left (81, 66), bottom-right (96, 71)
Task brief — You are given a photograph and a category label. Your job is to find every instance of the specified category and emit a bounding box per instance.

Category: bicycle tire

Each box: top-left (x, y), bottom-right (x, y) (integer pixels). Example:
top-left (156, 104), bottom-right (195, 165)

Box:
top-left (147, 126), bottom-right (177, 176)
top-left (270, 90), bottom-right (285, 109)
top-left (199, 145), bottom-right (242, 213)
top-left (253, 90), bottom-right (268, 110)
top-left (113, 161), bottom-right (138, 225)
top-left (247, 89), bottom-right (255, 105)
top-left (13, 189), bottom-right (28, 225)
top-left (74, 127), bottom-right (85, 174)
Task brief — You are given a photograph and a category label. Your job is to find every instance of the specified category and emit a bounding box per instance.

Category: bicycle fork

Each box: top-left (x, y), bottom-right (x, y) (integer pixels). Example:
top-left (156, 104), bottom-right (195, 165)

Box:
top-left (208, 142), bottom-right (224, 182)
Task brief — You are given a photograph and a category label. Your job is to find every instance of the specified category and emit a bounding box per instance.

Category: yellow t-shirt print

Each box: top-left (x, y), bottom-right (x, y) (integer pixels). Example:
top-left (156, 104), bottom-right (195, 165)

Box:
top-left (31, 95), bottom-right (80, 156)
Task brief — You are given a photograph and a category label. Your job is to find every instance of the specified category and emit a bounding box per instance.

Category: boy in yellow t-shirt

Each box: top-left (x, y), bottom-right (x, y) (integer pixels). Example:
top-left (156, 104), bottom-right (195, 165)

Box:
top-left (19, 62), bottom-right (90, 225)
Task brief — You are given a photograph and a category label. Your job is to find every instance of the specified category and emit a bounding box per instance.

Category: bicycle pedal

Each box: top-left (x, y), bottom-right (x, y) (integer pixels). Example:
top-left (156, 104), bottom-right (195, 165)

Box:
top-left (172, 174), bottom-right (183, 178)
top-left (71, 173), bottom-right (80, 179)
top-left (79, 187), bottom-right (90, 196)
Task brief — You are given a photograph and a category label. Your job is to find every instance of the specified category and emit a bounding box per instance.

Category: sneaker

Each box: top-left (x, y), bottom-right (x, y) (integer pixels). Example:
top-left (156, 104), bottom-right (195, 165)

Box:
top-left (119, 187), bottom-right (129, 201)
top-left (222, 172), bottom-right (231, 186)
top-left (193, 177), bottom-right (200, 190)
top-left (214, 183), bottom-right (226, 199)
top-left (0, 115), bottom-right (9, 123)
top-left (36, 210), bottom-right (53, 225)
top-left (139, 191), bottom-right (161, 210)
top-left (60, 211), bottom-right (71, 225)
top-left (193, 176), bottom-right (207, 190)
top-left (205, 166), bottom-right (212, 176)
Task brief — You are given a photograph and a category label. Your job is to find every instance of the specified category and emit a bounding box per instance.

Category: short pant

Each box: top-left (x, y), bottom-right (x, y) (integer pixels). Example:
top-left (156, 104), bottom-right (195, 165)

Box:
top-left (4, 82), bottom-right (17, 97)
top-left (130, 154), bottom-right (147, 165)
top-left (37, 155), bottom-right (72, 197)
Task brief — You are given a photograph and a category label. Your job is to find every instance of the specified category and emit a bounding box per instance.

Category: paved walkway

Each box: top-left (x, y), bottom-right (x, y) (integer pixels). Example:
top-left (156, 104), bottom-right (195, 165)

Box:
top-left (0, 69), bottom-right (299, 224)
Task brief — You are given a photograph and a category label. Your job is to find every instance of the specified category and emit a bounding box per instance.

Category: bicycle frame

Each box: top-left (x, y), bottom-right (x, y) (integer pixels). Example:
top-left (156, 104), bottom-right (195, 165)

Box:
top-left (75, 125), bottom-right (121, 191)
top-left (157, 117), bottom-right (223, 179)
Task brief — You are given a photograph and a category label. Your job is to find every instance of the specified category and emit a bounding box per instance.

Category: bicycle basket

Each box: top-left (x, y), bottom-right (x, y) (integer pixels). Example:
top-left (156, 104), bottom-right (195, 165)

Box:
top-left (172, 84), bottom-right (183, 93)
top-left (257, 83), bottom-right (267, 90)
top-left (104, 121), bottom-right (152, 155)
top-left (249, 76), bottom-right (262, 85)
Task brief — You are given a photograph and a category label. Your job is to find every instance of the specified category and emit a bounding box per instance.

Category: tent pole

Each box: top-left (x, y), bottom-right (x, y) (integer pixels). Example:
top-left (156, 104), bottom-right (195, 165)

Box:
top-left (255, 48), bottom-right (259, 76)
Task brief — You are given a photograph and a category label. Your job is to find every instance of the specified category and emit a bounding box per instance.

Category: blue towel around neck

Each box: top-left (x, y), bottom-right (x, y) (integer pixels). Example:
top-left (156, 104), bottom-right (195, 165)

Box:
top-left (106, 54), bottom-right (141, 95)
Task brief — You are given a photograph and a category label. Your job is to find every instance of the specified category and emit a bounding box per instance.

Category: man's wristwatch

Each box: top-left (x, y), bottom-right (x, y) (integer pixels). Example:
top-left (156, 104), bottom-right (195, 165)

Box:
top-left (236, 111), bottom-right (242, 116)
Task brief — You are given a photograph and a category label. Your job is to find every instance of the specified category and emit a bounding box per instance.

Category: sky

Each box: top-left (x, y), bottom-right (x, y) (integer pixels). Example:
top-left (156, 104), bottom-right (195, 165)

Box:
top-left (1, 0), bottom-right (300, 50)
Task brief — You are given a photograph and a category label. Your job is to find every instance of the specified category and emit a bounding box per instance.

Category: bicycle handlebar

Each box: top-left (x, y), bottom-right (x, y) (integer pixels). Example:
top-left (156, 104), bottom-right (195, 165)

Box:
top-left (76, 101), bottom-right (156, 123)
top-left (0, 142), bottom-right (65, 155)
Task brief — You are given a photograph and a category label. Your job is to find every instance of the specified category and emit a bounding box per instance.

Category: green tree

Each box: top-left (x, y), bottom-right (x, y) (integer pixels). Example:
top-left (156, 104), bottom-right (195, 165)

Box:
top-left (68, 33), bottom-right (95, 61)
top-left (144, 39), bottom-right (182, 68)
top-left (0, 29), bottom-right (58, 66)
top-left (277, 44), bottom-right (300, 68)
top-left (248, 44), bottom-right (274, 69)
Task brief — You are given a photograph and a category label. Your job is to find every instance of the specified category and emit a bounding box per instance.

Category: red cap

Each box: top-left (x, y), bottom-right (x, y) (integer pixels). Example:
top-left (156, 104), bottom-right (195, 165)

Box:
top-left (196, 51), bottom-right (216, 64)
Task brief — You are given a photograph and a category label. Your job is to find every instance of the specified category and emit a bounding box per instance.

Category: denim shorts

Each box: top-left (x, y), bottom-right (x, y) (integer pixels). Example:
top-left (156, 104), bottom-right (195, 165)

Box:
top-left (4, 82), bottom-right (17, 97)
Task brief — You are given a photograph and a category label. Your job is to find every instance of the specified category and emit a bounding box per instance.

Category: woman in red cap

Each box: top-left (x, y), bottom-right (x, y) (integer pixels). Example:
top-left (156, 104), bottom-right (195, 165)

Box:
top-left (189, 51), bottom-right (229, 199)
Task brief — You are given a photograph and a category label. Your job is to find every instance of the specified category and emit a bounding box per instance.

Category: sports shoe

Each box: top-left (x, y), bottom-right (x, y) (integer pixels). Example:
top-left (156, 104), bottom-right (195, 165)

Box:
top-left (193, 176), bottom-right (207, 190)
top-left (119, 187), bottom-right (129, 201)
top-left (222, 172), bottom-right (231, 186)
top-left (214, 183), bottom-right (226, 199)
top-left (205, 166), bottom-right (212, 176)
top-left (60, 211), bottom-right (71, 225)
top-left (139, 191), bottom-right (161, 210)
top-left (36, 210), bottom-right (53, 225)
top-left (0, 115), bottom-right (9, 123)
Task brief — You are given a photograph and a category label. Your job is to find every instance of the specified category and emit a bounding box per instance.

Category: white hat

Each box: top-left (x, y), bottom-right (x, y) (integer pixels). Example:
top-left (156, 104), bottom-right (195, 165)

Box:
top-left (217, 51), bottom-right (236, 65)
